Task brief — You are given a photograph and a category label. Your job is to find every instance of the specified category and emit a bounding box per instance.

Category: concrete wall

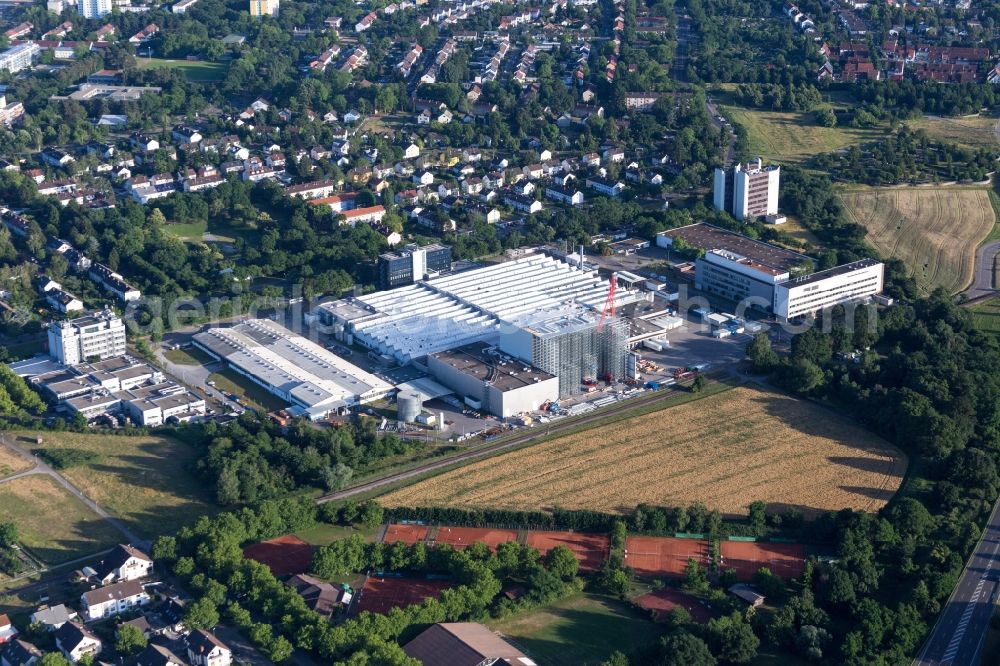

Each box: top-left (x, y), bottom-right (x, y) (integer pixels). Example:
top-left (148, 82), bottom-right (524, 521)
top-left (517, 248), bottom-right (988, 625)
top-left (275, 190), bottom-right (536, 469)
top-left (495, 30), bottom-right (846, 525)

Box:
top-left (487, 376), bottom-right (559, 417)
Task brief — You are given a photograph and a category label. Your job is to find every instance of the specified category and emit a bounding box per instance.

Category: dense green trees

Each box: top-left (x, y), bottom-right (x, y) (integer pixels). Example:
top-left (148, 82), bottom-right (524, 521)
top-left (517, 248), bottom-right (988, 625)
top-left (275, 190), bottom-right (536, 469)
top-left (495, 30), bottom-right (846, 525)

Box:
top-left (173, 412), bottom-right (424, 505)
top-left (812, 128), bottom-right (995, 185)
top-left (156, 497), bottom-right (584, 664)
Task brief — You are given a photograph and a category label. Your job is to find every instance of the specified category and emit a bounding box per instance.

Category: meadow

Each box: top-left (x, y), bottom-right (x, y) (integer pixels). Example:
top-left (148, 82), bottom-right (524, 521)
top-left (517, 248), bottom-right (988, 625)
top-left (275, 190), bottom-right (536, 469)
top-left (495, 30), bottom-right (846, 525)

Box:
top-left (18, 430), bottom-right (215, 541)
top-left (0, 476), bottom-right (122, 565)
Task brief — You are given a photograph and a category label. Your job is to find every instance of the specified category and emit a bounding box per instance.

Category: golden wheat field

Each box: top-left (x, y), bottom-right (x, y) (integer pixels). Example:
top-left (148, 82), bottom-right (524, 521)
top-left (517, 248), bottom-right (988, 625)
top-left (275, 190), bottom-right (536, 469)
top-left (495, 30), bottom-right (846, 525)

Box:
top-left (840, 186), bottom-right (996, 294)
top-left (380, 386), bottom-right (907, 517)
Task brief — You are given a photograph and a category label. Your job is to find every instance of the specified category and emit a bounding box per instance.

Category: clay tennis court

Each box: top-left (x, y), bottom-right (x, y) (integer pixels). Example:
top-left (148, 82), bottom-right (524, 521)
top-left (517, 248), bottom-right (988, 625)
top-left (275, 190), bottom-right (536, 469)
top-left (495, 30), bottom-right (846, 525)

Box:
top-left (720, 541), bottom-right (805, 581)
top-left (383, 523), bottom-right (429, 545)
top-left (526, 531), bottom-right (610, 572)
top-left (634, 588), bottom-right (715, 623)
top-left (353, 577), bottom-right (453, 615)
top-left (624, 536), bottom-right (709, 577)
top-left (430, 526), bottom-right (519, 551)
top-left (243, 535), bottom-right (314, 577)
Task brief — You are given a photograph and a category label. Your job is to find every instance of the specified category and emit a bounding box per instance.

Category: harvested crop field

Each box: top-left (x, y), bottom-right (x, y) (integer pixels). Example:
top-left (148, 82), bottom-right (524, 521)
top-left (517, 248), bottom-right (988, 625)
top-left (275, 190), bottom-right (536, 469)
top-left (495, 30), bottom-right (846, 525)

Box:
top-left (840, 186), bottom-right (996, 293)
top-left (380, 386), bottom-right (907, 517)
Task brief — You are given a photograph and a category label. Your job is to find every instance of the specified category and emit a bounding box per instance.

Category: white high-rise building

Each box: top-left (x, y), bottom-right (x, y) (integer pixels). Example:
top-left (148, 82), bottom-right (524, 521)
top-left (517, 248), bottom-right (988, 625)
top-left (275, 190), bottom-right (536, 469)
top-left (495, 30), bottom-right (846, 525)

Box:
top-left (249, 0), bottom-right (278, 17)
top-left (713, 158), bottom-right (781, 221)
top-left (78, 0), bottom-right (112, 19)
top-left (48, 309), bottom-right (127, 366)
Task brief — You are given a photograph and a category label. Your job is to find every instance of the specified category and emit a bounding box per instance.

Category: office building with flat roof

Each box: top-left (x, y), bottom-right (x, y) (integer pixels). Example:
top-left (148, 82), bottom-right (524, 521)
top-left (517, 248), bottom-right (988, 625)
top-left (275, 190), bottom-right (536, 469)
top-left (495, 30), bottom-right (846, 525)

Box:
top-left (657, 223), bottom-right (883, 318)
top-left (377, 243), bottom-right (452, 290)
top-left (774, 259), bottom-right (883, 320)
top-left (47, 309), bottom-right (127, 366)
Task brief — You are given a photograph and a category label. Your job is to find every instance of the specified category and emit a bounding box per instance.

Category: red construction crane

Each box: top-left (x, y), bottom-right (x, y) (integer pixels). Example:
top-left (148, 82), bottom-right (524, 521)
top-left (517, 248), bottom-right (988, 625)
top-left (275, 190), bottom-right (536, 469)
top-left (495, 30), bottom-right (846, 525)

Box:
top-left (598, 272), bottom-right (617, 332)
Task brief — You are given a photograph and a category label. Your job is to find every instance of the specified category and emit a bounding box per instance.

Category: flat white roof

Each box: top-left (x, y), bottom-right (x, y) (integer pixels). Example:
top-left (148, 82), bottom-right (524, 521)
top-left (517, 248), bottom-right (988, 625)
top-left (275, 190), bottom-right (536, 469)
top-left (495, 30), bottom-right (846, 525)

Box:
top-left (194, 319), bottom-right (393, 410)
top-left (348, 255), bottom-right (636, 361)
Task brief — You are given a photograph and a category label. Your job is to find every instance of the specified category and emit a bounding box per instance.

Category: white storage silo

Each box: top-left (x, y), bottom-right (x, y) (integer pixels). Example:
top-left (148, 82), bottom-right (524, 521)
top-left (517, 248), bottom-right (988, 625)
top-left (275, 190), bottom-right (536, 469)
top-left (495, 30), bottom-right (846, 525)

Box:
top-left (397, 391), bottom-right (422, 422)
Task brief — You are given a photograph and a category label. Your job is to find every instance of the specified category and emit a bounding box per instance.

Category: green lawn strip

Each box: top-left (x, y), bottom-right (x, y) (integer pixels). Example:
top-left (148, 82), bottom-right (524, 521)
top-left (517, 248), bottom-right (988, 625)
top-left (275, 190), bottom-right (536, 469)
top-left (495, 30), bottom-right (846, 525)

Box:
top-left (488, 592), bottom-right (659, 666)
top-left (164, 346), bottom-right (215, 366)
top-left (207, 368), bottom-right (288, 413)
top-left (136, 58), bottom-right (229, 82)
top-left (294, 523), bottom-right (379, 546)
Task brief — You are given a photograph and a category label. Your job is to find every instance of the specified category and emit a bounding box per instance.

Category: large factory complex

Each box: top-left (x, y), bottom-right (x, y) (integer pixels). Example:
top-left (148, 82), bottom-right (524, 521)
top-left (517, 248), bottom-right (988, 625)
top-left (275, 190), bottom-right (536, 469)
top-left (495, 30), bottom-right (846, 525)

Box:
top-left (10, 220), bottom-right (887, 426)
top-left (186, 233), bottom-right (885, 422)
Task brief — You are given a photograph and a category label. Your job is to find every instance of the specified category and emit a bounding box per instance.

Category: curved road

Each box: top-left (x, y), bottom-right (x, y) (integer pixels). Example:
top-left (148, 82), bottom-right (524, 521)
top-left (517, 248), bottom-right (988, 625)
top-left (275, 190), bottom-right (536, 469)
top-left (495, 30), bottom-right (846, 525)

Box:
top-left (0, 434), bottom-right (148, 549)
top-left (964, 240), bottom-right (1000, 301)
top-left (317, 380), bottom-right (723, 504)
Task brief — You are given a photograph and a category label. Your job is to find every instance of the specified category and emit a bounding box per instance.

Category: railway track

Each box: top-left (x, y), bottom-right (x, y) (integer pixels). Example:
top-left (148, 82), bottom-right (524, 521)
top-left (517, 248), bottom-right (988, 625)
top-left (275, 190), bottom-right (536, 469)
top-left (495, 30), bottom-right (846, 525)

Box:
top-left (316, 383), bottom-right (702, 504)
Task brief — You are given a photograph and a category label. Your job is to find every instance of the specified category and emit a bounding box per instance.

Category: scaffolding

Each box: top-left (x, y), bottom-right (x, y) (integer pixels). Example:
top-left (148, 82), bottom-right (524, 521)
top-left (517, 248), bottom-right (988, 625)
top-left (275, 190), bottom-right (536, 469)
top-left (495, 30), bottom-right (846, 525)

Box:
top-left (531, 316), bottom-right (628, 396)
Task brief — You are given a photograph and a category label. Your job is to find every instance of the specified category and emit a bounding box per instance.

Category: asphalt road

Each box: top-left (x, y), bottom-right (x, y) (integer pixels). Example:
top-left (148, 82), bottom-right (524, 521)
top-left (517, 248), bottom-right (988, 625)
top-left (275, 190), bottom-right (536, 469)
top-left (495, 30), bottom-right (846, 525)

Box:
top-left (0, 433), bottom-right (148, 549)
top-left (964, 240), bottom-right (1000, 300)
top-left (914, 497), bottom-right (1000, 666)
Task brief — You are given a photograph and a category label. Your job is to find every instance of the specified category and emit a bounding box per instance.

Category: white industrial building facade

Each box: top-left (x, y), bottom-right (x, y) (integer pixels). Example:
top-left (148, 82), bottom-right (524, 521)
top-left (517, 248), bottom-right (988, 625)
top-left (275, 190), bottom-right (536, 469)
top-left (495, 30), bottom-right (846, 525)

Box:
top-left (657, 224), bottom-right (884, 320)
top-left (774, 259), bottom-right (884, 320)
top-left (316, 255), bottom-right (638, 399)
top-left (193, 318), bottom-right (393, 420)
top-left (427, 343), bottom-right (559, 417)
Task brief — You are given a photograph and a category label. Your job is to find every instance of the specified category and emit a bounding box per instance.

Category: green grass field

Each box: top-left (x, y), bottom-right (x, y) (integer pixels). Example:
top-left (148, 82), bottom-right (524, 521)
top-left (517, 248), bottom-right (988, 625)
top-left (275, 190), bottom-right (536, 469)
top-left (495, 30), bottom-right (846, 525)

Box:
top-left (905, 115), bottom-right (1000, 150)
top-left (208, 369), bottom-right (288, 412)
top-left (164, 346), bottom-right (215, 366)
top-left (136, 58), bottom-right (229, 82)
top-left (294, 523), bottom-right (379, 546)
top-left (488, 592), bottom-right (658, 665)
top-left (165, 220), bottom-right (208, 241)
top-left (0, 475), bottom-right (122, 565)
top-left (722, 106), bottom-right (883, 164)
top-left (17, 431), bottom-right (215, 541)
top-left (969, 296), bottom-right (1000, 335)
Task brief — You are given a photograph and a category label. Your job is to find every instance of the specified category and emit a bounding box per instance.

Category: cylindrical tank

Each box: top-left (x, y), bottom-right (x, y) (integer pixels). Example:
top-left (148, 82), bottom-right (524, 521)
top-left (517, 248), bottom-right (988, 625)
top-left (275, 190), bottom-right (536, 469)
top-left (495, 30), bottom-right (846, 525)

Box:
top-left (397, 391), bottom-right (422, 422)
